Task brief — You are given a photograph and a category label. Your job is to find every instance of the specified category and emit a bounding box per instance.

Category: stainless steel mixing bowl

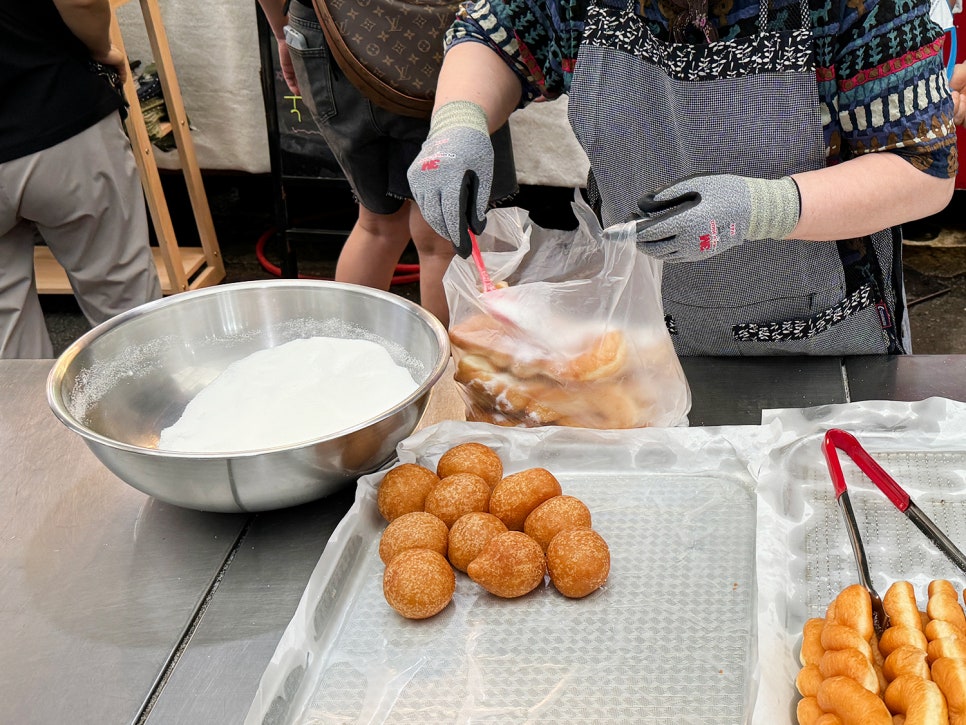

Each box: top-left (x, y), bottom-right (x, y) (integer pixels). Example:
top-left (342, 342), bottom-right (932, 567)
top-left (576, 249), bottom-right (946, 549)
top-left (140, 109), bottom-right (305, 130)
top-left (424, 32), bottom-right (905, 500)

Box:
top-left (47, 280), bottom-right (450, 512)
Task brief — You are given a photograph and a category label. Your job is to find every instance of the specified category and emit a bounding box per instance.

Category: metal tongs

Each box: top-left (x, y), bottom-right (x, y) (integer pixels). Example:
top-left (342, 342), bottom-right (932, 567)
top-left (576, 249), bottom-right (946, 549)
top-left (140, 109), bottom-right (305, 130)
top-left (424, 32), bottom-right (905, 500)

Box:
top-left (822, 428), bottom-right (966, 636)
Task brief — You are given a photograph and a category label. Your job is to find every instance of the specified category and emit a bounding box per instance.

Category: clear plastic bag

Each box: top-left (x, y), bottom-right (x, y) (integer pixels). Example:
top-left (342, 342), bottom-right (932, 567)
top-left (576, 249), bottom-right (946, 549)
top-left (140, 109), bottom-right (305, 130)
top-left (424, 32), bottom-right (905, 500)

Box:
top-left (444, 191), bottom-right (692, 429)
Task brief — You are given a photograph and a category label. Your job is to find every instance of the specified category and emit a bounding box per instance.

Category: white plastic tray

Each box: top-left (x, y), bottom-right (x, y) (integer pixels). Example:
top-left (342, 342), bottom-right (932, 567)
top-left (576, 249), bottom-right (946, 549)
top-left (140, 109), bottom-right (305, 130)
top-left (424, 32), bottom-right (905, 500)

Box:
top-left (248, 399), bottom-right (966, 725)
top-left (248, 422), bottom-right (768, 724)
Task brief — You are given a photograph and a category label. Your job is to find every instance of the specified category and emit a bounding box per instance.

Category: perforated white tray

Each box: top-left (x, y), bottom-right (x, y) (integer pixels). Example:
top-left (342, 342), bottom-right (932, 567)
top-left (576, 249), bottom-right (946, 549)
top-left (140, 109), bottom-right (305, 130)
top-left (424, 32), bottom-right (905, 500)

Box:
top-left (248, 422), bottom-right (767, 724)
top-left (248, 399), bottom-right (966, 725)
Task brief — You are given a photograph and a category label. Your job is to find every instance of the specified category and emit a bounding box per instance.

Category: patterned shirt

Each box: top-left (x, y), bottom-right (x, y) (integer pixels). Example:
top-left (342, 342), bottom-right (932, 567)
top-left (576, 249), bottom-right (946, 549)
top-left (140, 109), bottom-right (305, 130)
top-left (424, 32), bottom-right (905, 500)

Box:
top-left (447, 0), bottom-right (958, 178)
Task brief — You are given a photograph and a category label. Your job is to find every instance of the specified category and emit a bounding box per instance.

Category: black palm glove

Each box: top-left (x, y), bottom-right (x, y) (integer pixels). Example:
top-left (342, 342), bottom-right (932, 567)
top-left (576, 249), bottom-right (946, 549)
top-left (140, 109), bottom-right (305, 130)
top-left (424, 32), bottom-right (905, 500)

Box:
top-left (407, 101), bottom-right (494, 258)
top-left (604, 175), bottom-right (802, 263)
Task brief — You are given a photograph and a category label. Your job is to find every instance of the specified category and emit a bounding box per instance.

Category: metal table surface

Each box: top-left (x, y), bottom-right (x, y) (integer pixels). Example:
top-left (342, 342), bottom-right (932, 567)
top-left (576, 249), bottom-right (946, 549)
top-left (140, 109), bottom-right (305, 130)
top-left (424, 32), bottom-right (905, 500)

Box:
top-left (2, 355), bottom-right (963, 724)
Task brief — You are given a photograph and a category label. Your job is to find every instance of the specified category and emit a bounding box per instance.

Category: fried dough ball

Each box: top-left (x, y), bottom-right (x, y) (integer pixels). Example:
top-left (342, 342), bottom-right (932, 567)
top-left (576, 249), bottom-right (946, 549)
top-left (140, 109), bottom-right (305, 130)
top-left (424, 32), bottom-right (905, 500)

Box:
top-left (377, 463), bottom-right (440, 522)
top-left (467, 531), bottom-right (547, 598)
top-left (378, 511), bottom-right (449, 565)
top-left (447, 511), bottom-right (508, 573)
top-left (546, 527), bottom-right (610, 599)
top-left (383, 548), bottom-right (456, 620)
top-left (436, 442), bottom-right (504, 489)
top-left (524, 495), bottom-right (593, 552)
top-left (489, 467), bottom-right (562, 531)
top-left (423, 472), bottom-right (491, 527)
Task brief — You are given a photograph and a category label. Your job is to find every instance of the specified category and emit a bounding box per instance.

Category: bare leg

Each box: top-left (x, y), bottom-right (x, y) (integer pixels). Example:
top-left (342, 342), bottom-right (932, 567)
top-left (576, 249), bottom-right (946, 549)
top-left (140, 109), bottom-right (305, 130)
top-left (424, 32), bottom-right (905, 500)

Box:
top-left (334, 203), bottom-right (411, 290)
top-left (409, 203), bottom-right (455, 327)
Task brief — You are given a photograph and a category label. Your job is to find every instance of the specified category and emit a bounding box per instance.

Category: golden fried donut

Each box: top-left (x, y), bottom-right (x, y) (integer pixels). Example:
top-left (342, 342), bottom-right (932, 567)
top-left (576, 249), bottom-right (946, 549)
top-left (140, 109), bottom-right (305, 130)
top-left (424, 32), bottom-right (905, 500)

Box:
top-left (926, 618), bottom-right (966, 643)
top-left (524, 495), bottom-right (593, 552)
top-left (489, 467), bottom-right (563, 531)
top-left (455, 357), bottom-right (547, 421)
top-left (447, 511), bottom-right (508, 573)
top-left (378, 511), bottom-right (449, 565)
top-left (928, 580), bottom-right (966, 632)
top-left (383, 548), bottom-right (456, 620)
top-left (818, 648), bottom-right (879, 694)
top-left (377, 463), bottom-right (440, 522)
top-left (465, 407), bottom-right (520, 427)
top-left (466, 530), bottom-right (547, 598)
top-left (932, 657), bottom-right (966, 725)
top-left (884, 581), bottom-right (923, 631)
top-left (546, 527), bottom-right (610, 599)
top-left (543, 329), bottom-right (628, 383)
top-left (826, 585), bottom-right (875, 643)
top-left (436, 442), bottom-right (504, 489)
top-left (815, 676), bottom-right (892, 724)
top-left (423, 472), bottom-right (491, 527)
top-left (879, 626), bottom-right (929, 658)
top-left (448, 313), bottom-right (517, 370)
top-left (884, 674), bottom-right (949, 724)
top-left (882, 645), bottom-right (931, 682)
top-left (797, 664), bottom-right (825, 698)
top-left (455, 350), bottom-right (531, 403)
top-left (928, 636), bottom-right (966, 663)
top-left (821, 623), bottom-right (874, 662)
top-left (801, 617), bottom-right (827, 666)
top-left (796, 696), bottom-right (829, 725)
top-left (798, 617), bottom-right (828, 700)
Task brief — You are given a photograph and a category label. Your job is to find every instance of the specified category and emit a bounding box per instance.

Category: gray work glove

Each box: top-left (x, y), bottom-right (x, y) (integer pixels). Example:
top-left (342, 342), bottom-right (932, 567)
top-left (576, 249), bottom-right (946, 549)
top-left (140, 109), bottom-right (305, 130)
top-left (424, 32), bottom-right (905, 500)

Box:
top-left (604, 175), bottom-right (802, 263)
top-left (407, 101), bottom-right (494, 258)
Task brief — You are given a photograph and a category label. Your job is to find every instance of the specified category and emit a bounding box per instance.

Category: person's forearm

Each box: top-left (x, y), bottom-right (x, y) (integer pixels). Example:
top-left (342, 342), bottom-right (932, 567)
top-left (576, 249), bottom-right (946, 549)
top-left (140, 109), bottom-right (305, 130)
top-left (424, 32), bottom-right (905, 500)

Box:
top-left (433, 42), bottom-right (522, 133)
top-left (951, 63), bottom-right (965, 126)
top-left (256, 0), bottom-right (289, 39)
top-left (52, 0), bottom-right (112, 59)
top-left (791, 153), bottom-right (955, 240)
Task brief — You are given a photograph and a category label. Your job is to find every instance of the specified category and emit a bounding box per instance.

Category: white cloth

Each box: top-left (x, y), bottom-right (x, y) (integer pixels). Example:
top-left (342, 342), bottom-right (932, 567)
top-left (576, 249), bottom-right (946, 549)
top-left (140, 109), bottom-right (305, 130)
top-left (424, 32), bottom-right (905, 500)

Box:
top-left (115, 1), bottom-right (590, 185)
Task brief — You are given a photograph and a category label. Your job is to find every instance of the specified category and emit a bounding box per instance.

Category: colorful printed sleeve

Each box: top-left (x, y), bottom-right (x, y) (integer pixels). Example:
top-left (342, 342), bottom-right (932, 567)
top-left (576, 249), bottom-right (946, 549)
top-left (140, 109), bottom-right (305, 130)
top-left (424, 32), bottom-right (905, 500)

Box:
top-left (831, 0), bottom-right (957, 178)
top-left (444, 0), bottom-right (588, 102)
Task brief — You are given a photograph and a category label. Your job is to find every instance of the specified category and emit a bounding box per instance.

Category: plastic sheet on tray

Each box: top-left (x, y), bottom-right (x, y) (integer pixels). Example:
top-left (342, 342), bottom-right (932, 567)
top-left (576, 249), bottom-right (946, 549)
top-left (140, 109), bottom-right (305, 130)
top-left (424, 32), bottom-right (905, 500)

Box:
top-left (751, 397), bottom-right (966, 723)
top-left (247, 398), bottom-right (966, 724)
top-left (247, 421), bottom-right (769, 724)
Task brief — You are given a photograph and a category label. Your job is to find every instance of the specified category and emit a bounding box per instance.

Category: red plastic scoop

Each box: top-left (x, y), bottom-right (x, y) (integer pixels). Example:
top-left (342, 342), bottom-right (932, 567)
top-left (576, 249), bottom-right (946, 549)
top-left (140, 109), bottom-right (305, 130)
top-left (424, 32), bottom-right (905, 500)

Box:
top-left (469, 228), bottom-right (496, 293)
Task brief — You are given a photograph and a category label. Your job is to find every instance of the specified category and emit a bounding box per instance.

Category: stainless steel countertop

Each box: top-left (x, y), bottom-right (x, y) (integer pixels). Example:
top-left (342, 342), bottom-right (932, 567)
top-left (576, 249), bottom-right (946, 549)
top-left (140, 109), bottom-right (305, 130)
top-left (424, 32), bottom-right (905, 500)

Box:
top-left (2, 355), bottom-right (962, 724)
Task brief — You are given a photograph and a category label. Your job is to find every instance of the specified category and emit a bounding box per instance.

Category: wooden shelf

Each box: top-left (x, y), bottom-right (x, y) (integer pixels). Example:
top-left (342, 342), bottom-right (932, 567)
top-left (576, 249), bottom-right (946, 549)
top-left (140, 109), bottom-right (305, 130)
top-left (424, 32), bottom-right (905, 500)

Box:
top-left (36, 0), bottom-right (225, 296)
top-left (34, 246), bottom-right (221, 296)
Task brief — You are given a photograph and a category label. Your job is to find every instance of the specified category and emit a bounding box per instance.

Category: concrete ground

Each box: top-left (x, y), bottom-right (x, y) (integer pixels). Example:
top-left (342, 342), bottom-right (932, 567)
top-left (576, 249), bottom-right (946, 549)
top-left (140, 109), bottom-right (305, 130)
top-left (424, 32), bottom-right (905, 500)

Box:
top-left (40, 173), bottom-right (966, 357)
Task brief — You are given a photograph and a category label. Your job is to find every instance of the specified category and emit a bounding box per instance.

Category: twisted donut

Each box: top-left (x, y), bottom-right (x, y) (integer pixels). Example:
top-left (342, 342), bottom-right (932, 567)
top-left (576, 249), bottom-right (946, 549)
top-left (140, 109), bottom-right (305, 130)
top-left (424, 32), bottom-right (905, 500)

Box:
top-left (933, 657), bottom-right (966, 725)
top-left (815, 676), bottom-right (892, 724)
top-left (884, 674), bottom-right (949, 724)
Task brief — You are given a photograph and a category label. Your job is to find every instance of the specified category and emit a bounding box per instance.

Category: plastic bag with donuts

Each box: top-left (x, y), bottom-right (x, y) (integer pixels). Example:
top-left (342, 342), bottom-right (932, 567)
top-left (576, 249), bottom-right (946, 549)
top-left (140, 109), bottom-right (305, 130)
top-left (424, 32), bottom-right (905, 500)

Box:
top-left (443, 192), bottom-right (692, 429)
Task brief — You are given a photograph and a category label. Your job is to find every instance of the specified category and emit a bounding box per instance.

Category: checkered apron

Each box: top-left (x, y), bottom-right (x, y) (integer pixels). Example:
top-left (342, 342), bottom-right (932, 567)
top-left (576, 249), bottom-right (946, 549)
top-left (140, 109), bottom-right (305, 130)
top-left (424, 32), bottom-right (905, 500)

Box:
top-left (568, 0), bottom-right (904, 355)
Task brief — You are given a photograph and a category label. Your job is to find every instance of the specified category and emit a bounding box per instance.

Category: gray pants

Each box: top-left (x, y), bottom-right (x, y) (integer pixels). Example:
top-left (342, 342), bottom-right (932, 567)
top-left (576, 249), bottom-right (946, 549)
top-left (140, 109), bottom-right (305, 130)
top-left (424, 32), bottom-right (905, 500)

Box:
top-left (0, 112), bottom-right (162, 358)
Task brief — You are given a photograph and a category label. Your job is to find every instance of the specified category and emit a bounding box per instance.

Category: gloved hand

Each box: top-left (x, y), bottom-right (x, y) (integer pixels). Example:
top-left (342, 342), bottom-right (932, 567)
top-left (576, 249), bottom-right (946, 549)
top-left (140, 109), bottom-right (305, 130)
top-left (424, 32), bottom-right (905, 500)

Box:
top-left (407, 101), bottom-right (494, 258)
top-left (604, 175), bottom-right (801, 263)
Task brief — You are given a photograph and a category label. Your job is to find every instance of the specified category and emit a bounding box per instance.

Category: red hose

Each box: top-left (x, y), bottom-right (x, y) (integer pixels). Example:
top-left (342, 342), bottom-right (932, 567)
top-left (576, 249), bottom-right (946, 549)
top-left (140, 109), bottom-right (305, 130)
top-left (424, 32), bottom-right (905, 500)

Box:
top-left (255, 226), bottom-right (420, 285)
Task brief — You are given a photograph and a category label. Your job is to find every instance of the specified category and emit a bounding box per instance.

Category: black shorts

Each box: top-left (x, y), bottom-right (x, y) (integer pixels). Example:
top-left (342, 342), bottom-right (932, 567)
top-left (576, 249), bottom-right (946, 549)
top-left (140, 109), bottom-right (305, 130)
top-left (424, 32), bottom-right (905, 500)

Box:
top-left (286, 2), bottom-right (518, 215)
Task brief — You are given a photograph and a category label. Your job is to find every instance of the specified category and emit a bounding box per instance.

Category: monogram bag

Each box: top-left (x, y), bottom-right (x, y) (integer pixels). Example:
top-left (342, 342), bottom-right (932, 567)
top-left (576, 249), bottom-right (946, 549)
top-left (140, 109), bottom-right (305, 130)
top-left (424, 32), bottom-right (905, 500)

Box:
top-left (311, 0), bottom-right (456, 118)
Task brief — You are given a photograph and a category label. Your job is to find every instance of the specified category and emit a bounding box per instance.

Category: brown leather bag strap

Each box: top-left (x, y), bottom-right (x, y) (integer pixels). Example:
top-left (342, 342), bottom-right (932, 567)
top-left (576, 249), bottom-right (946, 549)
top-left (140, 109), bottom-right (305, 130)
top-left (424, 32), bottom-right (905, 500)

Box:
top-left (311, 0), bottom-right (436, 118)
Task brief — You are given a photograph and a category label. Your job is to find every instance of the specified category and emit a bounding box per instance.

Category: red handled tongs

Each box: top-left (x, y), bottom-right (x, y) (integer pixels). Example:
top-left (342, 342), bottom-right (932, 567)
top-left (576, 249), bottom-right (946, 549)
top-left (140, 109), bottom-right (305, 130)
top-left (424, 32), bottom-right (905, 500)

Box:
top-left (822, 428), bottom-right (966, 635)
